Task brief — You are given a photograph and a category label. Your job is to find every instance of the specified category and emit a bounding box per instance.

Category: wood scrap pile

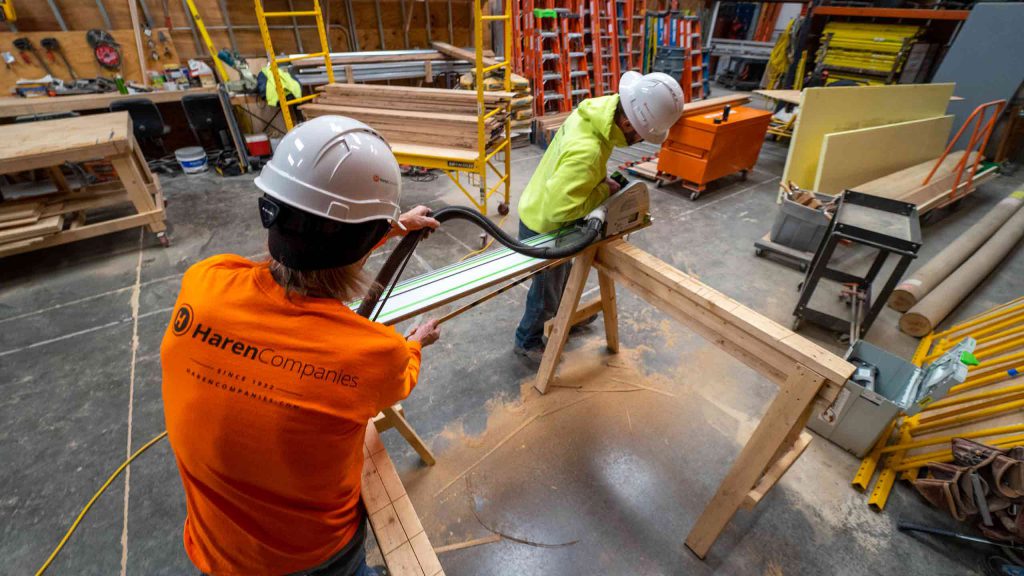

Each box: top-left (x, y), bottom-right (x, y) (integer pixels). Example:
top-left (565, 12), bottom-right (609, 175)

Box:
top-left (302, 83), bottom-right (515, 152)
top-left (0, 181), bottom-right (126, 252)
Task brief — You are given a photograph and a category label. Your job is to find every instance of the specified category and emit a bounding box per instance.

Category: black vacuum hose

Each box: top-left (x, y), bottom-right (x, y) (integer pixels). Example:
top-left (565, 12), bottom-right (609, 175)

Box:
top-left (357, 206), bottom-right (604, 319)
top-left (432, 205), bottom-right (602, 260)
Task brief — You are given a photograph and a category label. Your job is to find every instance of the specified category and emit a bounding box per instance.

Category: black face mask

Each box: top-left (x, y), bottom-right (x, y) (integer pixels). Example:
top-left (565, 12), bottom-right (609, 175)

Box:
top-left (258, 195), bottom-right (391, 271)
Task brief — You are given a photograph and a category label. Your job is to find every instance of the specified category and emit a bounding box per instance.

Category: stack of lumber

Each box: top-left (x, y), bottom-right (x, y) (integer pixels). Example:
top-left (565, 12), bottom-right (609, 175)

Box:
top-left (851, 150), bottom-right (997, 214)
top-left (0, 181), bottom-right (127, 252)
top-left (457, 69), bottom-right (532, 147)
top-left (303, 83), bottom-right (515, 151)
top-left (895, 190), bottom-right (1024, 336)
top-left (533, 112), bottom-right (572, 149)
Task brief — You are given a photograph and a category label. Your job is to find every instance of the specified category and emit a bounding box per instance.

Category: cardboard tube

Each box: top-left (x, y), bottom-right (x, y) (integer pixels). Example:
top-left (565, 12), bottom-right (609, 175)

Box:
top-left (900, 206), bottom-right (1024, 337)
top-left (890, 193), bottom-right (1024, 312)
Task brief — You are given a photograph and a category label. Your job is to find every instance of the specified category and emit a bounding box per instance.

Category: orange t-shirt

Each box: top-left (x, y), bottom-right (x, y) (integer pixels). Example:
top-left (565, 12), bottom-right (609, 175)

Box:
top-left (160, 255), bottom-right (421, 575)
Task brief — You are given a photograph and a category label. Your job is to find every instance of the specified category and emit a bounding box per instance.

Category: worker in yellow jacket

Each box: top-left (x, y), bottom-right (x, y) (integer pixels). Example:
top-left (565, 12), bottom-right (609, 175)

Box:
top-left (514, 72), bottom-right (685, 363)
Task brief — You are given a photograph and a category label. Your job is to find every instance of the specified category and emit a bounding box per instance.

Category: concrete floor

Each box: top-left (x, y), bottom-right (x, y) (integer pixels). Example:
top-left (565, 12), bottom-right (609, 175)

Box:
top-left (2, 100), bottom-right (1022, 575)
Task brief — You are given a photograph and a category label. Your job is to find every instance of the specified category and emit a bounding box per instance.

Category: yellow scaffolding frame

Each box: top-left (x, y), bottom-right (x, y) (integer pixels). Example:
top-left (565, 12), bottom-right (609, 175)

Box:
top-left (253, 0), bottom-right (335, 131)
top-left (392, 0), bottom-right (513, 217)
top-left (852, 295), bottom-right (1024, 510)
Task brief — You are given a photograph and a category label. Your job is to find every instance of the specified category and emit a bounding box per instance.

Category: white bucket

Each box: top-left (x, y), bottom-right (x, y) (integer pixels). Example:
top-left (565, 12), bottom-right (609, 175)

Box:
top-left (175, 146), bottom-right (208, 174)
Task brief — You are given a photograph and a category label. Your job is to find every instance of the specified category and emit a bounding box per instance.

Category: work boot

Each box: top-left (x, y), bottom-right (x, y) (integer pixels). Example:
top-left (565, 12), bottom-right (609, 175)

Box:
top-left (514, 345), bottom-right (545, 366)
top-left (570, 314), bottom-right (599, 334)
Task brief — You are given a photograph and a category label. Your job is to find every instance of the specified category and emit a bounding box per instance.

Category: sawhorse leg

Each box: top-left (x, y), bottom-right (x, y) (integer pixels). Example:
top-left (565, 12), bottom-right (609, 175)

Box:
top-left (684, 363), bottom-right (824, 558)
top-left (535, 246), bottom-right (621, 394)
top-left (373, 405), bottom-right (437, 466)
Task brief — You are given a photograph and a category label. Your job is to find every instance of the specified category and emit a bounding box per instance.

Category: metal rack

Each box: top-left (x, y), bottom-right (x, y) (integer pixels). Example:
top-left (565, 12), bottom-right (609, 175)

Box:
top-left (792, 191), bottom-right (922, 339)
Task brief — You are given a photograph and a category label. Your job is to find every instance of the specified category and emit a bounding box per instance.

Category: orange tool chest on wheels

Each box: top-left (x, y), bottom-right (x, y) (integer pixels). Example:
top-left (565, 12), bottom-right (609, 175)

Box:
top-left (656, 105), bottom-right (772, 199)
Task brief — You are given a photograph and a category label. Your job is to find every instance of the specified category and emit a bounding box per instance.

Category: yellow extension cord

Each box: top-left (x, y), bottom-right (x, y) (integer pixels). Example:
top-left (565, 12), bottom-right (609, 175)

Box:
top-left (36, 430), bottom-right (169, 576)
top-left (457, 212), bottom-right (510, 262)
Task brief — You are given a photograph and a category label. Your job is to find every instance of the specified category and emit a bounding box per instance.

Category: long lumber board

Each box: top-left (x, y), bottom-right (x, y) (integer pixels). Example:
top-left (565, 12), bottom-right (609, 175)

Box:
top-left (314, 96), bottom-right (483, 115)
top-left (681, 94), bottom-right (751, 117)
top-left (814, 115), bottom-right (954, 194)
top-left (431, 41), bottom-right (500, 67)
top-left (595, 240), bottom-right (853, 395)
top-left (317, 82), bottom-right (516, 103)
top-left (301, 104), bottom-right (497, 127)
top-left (852, 150), bottom-right (993, 213)
top-left (301, 105), bottom-right (501, 149)
top-left (783, 83), bottom-right (955, 189)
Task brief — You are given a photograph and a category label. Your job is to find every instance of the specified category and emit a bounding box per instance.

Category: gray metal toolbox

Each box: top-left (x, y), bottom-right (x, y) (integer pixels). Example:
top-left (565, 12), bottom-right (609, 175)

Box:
top-left (808, 338), bottom-right (976, 458)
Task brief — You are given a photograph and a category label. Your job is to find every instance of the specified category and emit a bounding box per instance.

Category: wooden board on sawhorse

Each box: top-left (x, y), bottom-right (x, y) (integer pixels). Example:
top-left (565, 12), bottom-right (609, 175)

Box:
top-left (533, 239), bottom-right (854, 560)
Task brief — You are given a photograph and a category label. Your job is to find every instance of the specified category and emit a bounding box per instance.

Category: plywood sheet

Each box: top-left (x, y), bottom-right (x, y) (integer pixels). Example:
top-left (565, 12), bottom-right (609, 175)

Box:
top-left (814, 115), bottom-right (954, 194)
top-left (782, 83), bottom-right (955, 189)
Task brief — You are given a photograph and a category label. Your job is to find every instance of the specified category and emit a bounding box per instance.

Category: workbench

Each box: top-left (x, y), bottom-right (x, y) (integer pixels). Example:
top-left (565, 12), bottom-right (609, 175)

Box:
top-left (0, 111), bottom-right (167, 257)
top-left (0, 87), bottom-right (220, 119)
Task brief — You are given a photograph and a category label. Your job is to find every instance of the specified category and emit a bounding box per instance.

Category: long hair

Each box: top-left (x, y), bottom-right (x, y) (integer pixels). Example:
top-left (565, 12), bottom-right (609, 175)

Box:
top-left (268, 259), bottom-right (371, 305)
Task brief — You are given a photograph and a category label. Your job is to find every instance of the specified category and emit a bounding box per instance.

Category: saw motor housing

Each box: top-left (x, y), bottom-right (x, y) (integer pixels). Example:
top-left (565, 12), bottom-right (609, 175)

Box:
top-left (590, 180), bottom-right (651, 238)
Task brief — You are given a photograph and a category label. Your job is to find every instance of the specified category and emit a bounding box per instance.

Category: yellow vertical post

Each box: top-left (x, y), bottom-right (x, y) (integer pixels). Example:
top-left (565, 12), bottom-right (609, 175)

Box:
top-left (503, 0), bottom-right (512, 210)
top-left (313, 0), bottom-right (335, 85)
top-left (475, 0), bottom-right (487, 215)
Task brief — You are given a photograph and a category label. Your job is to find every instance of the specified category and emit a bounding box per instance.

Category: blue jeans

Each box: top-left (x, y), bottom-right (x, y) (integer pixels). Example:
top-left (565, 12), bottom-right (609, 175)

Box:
top-left (515, 220), bottom-right (571, 350)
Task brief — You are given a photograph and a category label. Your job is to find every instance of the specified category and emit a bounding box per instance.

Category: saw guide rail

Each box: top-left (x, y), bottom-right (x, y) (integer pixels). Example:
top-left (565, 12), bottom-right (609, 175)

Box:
top-left (363, 190), bottom-right (854, 562)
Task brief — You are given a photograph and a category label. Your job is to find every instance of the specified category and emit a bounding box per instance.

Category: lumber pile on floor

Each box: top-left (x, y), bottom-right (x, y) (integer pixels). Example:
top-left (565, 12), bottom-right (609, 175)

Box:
top-left (303, 83), bottom-right (514, 152)
top-left (0, 181), bottom-right (128, 252)
top-left (852, 150), bottom-right (997, 214)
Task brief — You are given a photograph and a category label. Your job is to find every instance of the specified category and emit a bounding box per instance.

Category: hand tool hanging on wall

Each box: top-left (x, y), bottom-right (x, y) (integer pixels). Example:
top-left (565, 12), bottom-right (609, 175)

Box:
top-left (12, 37), bottom-right (54, 76)
top-left (40, 37), bottom-right (77, 80)
top-left (86, 29), bottom-right (122, 73)
top-left (143, 28), bottom-right (159, 61)
top-left (157, 30), bottom-right (172, 57)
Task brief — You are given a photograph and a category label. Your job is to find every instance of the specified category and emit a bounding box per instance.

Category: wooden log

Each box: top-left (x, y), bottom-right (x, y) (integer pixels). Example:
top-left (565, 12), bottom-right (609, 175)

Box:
top-left (889, 193), bottom-right (1024, 311)
top-left (900, 207), bottom-right (1024, 336)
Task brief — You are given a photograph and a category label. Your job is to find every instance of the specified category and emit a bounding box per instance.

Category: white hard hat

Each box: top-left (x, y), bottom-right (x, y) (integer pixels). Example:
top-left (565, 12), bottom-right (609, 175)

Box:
top-left (618, 71), bottom-right (685, 145)
top-left (255, 115), bottom-right (402, 225)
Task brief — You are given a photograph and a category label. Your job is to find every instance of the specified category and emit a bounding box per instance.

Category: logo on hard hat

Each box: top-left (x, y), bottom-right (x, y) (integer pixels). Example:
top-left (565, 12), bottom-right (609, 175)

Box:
top-left (172, 304), bottom-right (195, 336)
top-left (373, 174), bottom-right (395, 185)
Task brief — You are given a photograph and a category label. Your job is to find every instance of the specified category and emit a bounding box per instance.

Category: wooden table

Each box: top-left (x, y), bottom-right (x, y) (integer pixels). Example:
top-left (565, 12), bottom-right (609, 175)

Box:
top-left (0, 86), bottom-right (219, 119)
top-left (0, 111), bottom-right (167, 257)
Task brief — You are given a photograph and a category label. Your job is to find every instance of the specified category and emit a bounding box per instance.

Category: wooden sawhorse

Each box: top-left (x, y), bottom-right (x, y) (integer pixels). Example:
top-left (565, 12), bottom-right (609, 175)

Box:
top-left (534, 239), bottom-right (854, 559)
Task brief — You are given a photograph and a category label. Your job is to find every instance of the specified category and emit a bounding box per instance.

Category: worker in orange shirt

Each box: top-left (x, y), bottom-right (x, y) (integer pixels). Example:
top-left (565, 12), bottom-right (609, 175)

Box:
top-left (161, 116), bottom-right (441, 576)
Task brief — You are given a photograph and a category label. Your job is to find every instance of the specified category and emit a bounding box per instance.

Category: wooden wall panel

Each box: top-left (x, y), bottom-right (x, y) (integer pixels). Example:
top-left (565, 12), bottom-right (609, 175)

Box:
top-left (0, 28), bottom-right (180, 89)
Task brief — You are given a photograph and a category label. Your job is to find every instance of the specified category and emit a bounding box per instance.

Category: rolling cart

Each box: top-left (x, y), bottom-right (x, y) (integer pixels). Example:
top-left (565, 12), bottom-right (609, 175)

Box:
top-left (792, 191), bottom-right (921, 339)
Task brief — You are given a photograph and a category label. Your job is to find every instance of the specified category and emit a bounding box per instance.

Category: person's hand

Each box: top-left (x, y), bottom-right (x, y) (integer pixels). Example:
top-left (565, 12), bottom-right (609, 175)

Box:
top-left (397, 206), bottom-right (440, 237)
top-left (605, 176), bottom-right (622, 195)
top-left (407, 319), bottom-right (441, 347)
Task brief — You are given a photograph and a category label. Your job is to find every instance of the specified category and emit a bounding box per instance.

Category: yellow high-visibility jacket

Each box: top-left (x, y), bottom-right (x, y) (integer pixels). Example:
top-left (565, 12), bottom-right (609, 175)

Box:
top-left (262, 65), bottom-right (302, 106)
top-left (518, 95), bottom-right (626, 233)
